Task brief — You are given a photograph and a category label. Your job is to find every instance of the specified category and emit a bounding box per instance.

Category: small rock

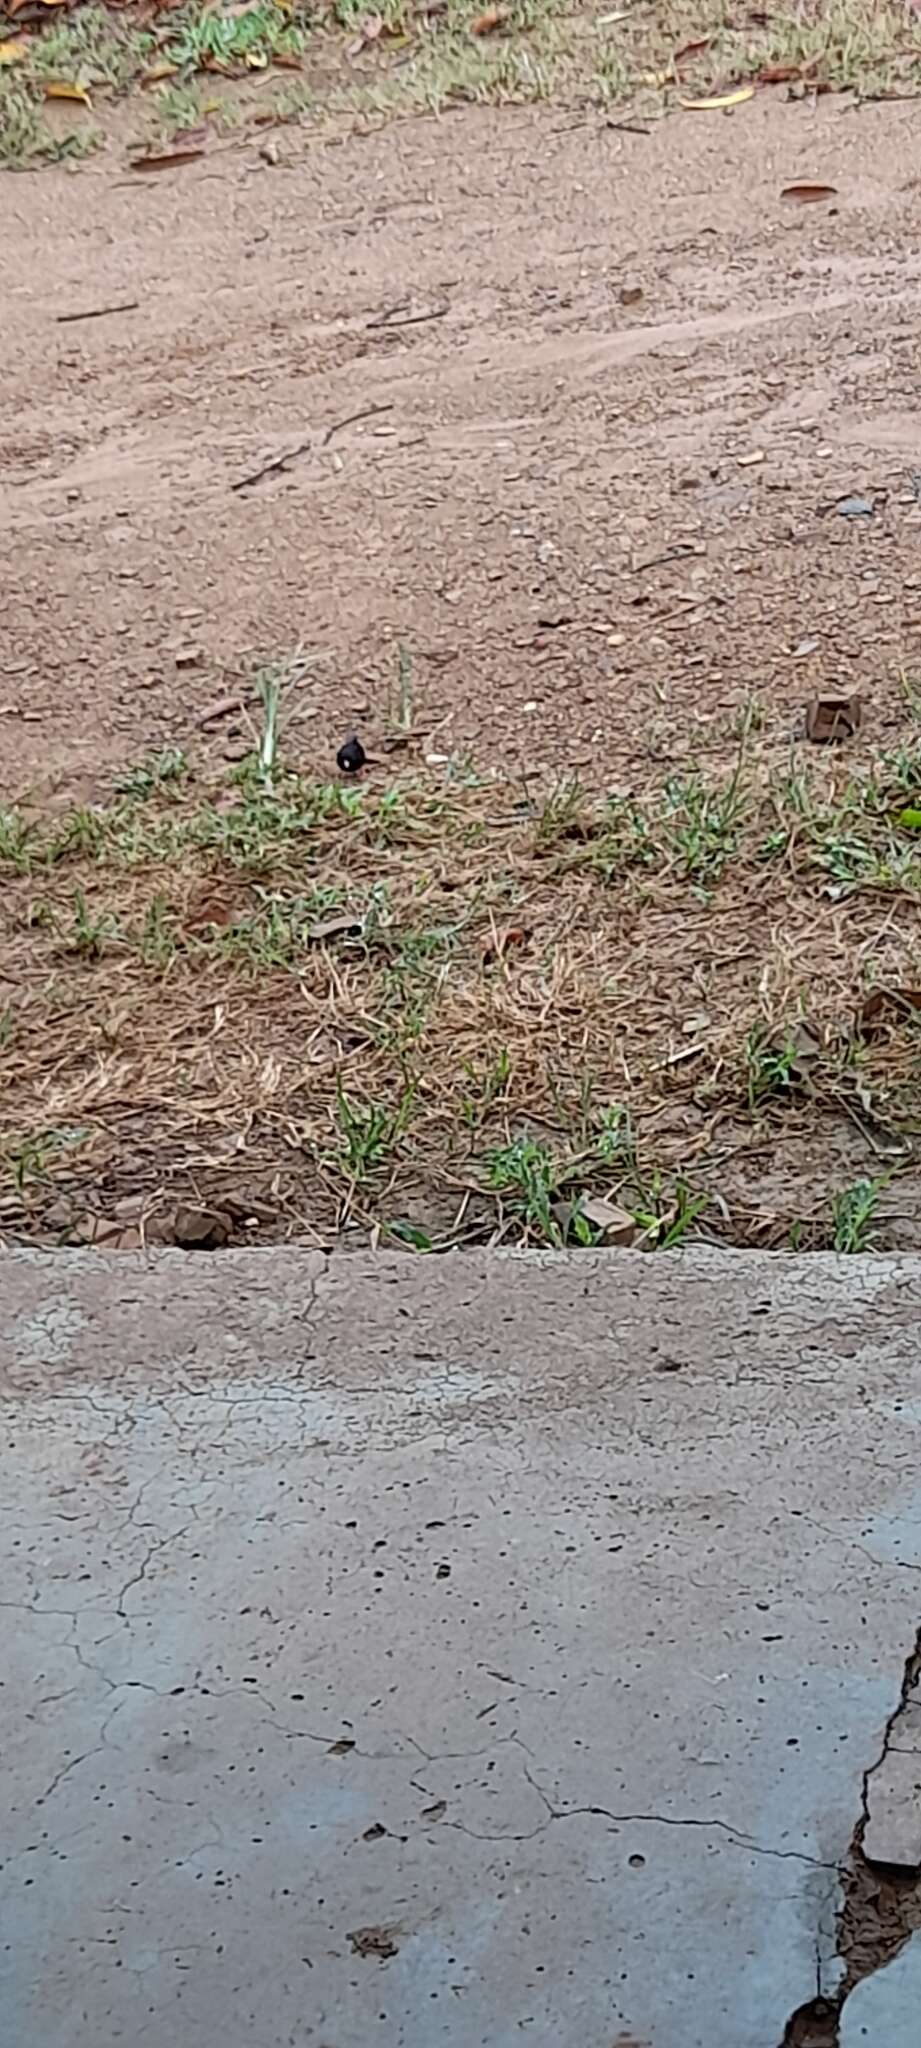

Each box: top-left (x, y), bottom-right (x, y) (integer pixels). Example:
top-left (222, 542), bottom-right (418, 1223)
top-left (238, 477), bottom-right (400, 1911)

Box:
top-left (259, 137), bottom-right (280, 166)
top-left (619, 277), bottom-right (644, 306)
top-left (836, 493), bottom-right (875, 520)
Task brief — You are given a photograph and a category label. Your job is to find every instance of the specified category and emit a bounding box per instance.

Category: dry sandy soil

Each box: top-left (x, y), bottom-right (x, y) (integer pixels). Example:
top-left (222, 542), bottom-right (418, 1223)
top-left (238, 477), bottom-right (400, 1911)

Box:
top-left (4, 84), bottom-right (921, 1249)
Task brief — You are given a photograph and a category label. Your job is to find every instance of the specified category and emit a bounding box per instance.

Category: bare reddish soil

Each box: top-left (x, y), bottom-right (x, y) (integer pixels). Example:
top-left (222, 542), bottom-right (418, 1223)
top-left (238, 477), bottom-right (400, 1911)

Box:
top-left (5, 95), bottom-right (921, 795)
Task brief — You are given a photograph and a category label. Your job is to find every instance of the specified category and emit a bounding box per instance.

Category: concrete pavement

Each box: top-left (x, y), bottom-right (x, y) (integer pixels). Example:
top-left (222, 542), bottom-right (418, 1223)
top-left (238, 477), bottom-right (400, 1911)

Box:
top-left (2, 1247), bottom-right (920, 2047)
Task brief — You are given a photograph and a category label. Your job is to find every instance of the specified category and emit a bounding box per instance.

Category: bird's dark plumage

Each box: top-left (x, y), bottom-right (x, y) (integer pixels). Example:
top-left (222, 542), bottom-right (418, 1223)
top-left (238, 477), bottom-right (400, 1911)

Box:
top-left (336, 736), bottom-right (366, 775)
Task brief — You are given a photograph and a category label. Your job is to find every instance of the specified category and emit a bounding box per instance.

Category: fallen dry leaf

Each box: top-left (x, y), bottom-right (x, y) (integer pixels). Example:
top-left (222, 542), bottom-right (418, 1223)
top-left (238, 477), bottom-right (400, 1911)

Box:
top-left (579, 1195), bottom-right (638, 1244)
top-left (673, 34), bottom-right (713, 60)
top-left (129, 144), bottom-right (206, 171)
top-left (482, 924), bottom-right (530, 964)
top-left (679, 85), bottom-right (754, 109)
top-left (805, 692), bottom-right (862, 743)
top-left (471, 6), bottom-right (503, 29)
top-left (781, 181), bottom-right (837, 203)
top-left (760, 59), bottom-right (817, 83)
top-left (858, 987), bottom-right (921, 1035)
top-left (307, 915), bottom-right (364, 944)
top-left (347, 1926), bottom-right (400, 1961)
top-left (0, 37), bottom-right (27, 62)
top-left (170, 1205), bottom-right (232, 1250)
top-left (140, 61), bottom-right (179, 84)
top-left (44, 80), bottom-right (92, 103)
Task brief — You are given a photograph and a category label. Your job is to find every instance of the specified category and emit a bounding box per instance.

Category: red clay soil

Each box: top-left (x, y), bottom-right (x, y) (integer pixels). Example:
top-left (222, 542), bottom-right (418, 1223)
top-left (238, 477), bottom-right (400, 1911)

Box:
top-left (4, 93), bottom-right (921, 803)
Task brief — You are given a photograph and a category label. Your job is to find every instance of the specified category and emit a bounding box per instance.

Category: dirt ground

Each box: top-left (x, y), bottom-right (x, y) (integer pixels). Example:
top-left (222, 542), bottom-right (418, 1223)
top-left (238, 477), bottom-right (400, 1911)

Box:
top-left (5, 83), bottom-right (921, 1249)
top-left (6, 89), bottom-right (921, 794)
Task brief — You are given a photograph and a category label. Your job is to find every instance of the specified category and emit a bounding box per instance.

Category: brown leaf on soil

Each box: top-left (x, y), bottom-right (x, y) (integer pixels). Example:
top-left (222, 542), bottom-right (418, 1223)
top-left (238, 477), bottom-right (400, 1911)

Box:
top-left (170, 1204), bottom-right (232, 1249)
top-left (307, 915), bottom-right (364, 944)
top-left (760, 59), bottom-right (817, 83)
top-left (805, 692), bottom-right (862, 743)
top-left (129, 144), bottom-right (206, 171)
top-left (781, 181), bottom-right (837, 203)
top-left (674, 36), bottom-right (713, 58)
top-left (481, 924), bottom-right (529, 963)
top-left (471, 6), bottom-right (503, 30)
top-left (184, 886), bottom-right (244, 933)
top-left (579, 1195), bottom-right (638, 1244)
top-left (0, 37), bottom-right (27, 62)
top-left (347, 1925), bottom-right (400, 1960)
top-left (858, 987), bottom-right (921, 1036)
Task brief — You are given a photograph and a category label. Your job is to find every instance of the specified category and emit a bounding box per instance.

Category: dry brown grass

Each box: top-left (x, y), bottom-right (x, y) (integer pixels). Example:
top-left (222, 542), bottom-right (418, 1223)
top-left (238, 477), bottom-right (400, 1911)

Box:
top-left (2, 726), bottom-right (921, 1251)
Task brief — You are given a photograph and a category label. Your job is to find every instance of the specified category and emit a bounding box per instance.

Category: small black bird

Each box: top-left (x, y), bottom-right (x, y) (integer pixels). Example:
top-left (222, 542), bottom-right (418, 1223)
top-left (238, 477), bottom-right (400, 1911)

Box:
top-left (336, 735), bottom-right (366, 775)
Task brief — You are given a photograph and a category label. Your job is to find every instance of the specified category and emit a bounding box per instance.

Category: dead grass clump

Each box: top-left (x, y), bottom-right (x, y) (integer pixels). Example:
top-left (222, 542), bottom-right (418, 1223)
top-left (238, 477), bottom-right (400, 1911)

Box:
top-left (2, 736), bottom-right (920, 1251)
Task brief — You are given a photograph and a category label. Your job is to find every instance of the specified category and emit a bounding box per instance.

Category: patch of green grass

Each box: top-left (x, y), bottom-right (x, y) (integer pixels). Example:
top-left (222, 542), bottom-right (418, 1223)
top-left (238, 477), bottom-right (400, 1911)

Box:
top-left (630, 1171), bottom-right (708, 1250)
top-left (114, 748), bottom-right (189, 801)
top-left (482, 1127), bottom-right (708, 1248)
top-left (831, 1174), bottom-right (889, 1253)
top-left (151, 79), bottom-right (208, 135)
top-left (659, 764), bottom-right (747, 886)
top-left (3, 1124), bottom-right (89, 1198)
top-left (460, 1046), bottom-right (512, 1128)
top-left (0, 807), bottom-right (36, 875)
top-left (330, 1073), bottom-right (417, 1186)
top-left (0, 78), bottom-right (98, 167)
top-left (744, 1024), bottom-right (803, 1111)
top-left (5, 0), bottom-right (921, 173)
top-left (27, 6), bottom-right (153, 90)
top-left (135, 893), bottom-right (179, 970)
top-left (163, 1), bottom-right (307, 76)
top-left (484, 1133), bottom-right (564, 1243)
top-left (0, 4), bottom-right (148, 164)
top-left (65, 890), bottom-right (119, 958)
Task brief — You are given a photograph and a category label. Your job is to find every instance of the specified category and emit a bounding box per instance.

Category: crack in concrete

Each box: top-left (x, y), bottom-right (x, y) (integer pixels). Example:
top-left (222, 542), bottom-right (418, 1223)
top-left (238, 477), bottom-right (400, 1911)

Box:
top-left (442, 1762), bottom-right (841, 1870)
top-left (115, 1521), bottom-right (192, 1618)
top-left (779, 1623), bottom-right (921, 2047)
top-left (36, 1746), bottom-right (104, 1805)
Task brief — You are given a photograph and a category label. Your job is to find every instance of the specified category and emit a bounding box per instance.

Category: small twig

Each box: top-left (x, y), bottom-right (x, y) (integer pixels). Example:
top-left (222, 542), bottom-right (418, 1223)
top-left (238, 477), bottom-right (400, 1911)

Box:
top-left (605, 118), bottom-right (651, 136)
top-left (231, 439), bottom-right (312, 493)
top-left (366, 303), bottom-right (449, 330)
top-left (634, 542), bottom-right (704, 572)
top-left (56, 300), bottom-right (140, 325)
top-left (194, 691), bottom-right (250, 729)
top-left (321, 401), bottom-right (394, 447)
